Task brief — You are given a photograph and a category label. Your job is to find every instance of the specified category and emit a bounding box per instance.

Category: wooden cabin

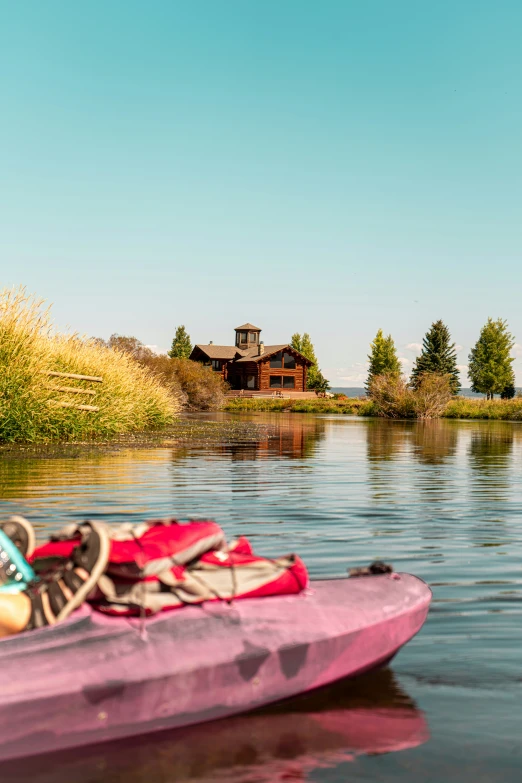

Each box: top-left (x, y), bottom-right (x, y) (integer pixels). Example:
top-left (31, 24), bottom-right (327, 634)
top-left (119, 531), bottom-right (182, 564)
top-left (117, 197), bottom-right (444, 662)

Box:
top-left (189, 323), bottom-right (313, 392)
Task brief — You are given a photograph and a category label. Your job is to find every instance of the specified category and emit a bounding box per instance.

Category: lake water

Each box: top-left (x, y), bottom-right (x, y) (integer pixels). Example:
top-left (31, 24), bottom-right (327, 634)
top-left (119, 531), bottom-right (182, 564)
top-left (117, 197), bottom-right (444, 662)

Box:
top-left (2, 413), bottom-right (522, 782)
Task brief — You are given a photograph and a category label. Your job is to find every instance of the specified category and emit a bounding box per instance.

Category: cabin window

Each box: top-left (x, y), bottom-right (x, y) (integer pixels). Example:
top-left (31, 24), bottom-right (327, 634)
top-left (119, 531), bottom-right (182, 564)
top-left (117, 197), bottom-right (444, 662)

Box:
top-left (270, 375), bottom-right (295, 389)
top-left (270, 351), bottom-right (297, 369)
top-left (211, 360), bottom-right (221, 371)
top-left (249, 332), bottom-right (258, 343)
top-left (282, 352), bottom-right (296, 369)
top-left (247, 374), bottom-right (256, 389)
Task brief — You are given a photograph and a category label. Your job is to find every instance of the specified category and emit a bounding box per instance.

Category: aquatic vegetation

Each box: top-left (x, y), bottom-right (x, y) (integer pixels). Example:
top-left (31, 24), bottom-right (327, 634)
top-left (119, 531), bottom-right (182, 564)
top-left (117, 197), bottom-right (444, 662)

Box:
top-left (0, 288), bottom-right (178, 443)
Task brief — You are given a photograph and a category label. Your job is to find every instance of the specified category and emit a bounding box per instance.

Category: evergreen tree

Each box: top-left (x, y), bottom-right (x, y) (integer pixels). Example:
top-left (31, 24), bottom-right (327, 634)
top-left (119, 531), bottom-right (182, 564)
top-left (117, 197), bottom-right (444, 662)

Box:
top-left (410, 320), bottom-right (461, 393)
top-left (501, 377), bottom-right (516, 399)
top-left (168, 325), bottom-right (192, 359)
top-left (468, 318), bottom-right (515, 399)
top-left (366, 329), bottom-right (401, 392)
top-left (291, 332), bottom-right (330, 391)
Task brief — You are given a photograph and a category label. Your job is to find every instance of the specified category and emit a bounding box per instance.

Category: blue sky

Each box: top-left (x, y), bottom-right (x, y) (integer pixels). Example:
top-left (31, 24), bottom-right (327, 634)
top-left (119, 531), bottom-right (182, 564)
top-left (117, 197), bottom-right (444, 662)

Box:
top-left (1, 0), bottom-right (522, 384)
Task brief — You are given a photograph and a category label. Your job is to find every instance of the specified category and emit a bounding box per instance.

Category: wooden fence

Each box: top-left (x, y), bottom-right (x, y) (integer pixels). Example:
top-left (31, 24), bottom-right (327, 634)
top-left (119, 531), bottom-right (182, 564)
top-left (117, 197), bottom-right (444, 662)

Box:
top-left (43, 371), bottom-right (103, 412)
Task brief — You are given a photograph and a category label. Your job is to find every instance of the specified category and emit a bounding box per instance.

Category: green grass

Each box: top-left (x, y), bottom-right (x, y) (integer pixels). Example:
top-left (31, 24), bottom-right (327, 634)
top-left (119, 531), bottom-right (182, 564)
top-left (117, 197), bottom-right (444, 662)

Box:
top-left (224, 395), bottom-right (522, 421)
top-left (444, 397), bottom-right (522, 420)
top-left (223, 397), bottom-right (376, 415)
top-left (0, 288), bottom-right (179, 443)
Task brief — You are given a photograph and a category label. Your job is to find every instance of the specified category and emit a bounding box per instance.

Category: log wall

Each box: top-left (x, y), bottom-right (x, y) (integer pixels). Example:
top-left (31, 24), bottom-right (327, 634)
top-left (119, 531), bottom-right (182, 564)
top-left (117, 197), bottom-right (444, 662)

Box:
top-left (258, 357), bottom-right (307, 392)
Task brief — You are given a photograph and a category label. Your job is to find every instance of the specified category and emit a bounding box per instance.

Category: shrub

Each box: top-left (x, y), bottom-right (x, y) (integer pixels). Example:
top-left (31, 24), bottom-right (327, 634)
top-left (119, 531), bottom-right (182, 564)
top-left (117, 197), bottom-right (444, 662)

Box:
top-left (0, 288), bottom-right (178, 443)
top-left (367, 374), bottom-right (417, 418)
top-left (412, 373), bottom-right (454, 419)
top-left (367, 372), bottom-right (453, 419)
top-left (142, 355), bottom-right (228, 410)
top-left (99, 337), bottom-right (228, 411)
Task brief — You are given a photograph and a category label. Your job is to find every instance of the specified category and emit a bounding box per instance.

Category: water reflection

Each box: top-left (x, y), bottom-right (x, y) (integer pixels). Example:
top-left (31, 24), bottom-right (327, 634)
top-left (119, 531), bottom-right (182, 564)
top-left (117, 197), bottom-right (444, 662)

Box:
top-left (469, 426), bottom-right (514, 469)
top-left (12, 670), bottom-right (428, 783)
top-left (410, 421), bottom-right (458, 466)
top-left (365, 419), bottom-right (459, 466)
top-left (366, 419), bottom-right (411, 462)
top-left (208, 415), bottom-right (327, 461)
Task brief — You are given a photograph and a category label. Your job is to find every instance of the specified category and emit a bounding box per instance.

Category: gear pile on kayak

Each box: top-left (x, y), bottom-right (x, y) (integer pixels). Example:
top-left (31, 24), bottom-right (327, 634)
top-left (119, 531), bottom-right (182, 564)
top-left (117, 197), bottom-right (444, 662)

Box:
top-left (0, 517), bottom-right (308, 630)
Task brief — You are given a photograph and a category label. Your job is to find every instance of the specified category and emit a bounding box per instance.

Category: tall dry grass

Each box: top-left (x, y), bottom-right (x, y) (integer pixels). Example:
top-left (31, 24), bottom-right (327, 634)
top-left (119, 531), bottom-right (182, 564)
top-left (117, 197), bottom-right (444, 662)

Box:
top-left (0, 288), bottom-right (178, 442)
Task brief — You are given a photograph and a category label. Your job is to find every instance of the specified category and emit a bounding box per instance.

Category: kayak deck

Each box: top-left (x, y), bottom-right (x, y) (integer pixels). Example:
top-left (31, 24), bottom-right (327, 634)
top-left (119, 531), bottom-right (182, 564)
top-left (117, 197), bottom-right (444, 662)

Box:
top-left (0, 573), bottom-right (431, 760)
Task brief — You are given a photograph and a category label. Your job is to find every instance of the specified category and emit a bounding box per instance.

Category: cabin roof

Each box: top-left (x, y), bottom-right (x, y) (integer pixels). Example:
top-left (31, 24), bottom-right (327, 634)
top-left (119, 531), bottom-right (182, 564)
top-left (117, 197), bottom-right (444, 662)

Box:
top-left (235, 345), bottom-right (313, 365)
top-left (192, 344), bottom-right (243, 360)
top-left (234, 322), bottom-right (261, 331)
top-left (191, 343), bottom-right (314, 366)
top-left (234, 345), bottom-right (288, 363)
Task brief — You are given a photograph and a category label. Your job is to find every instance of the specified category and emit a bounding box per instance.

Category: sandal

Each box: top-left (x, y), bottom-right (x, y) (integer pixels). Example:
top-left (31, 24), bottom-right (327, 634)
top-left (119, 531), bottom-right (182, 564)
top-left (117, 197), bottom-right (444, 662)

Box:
top-left (0, 516), bottom-right (36, 558)
top-left (0, 517), bottom-right (37, 593)
top-left (25, 521), bottom-right (110, 629)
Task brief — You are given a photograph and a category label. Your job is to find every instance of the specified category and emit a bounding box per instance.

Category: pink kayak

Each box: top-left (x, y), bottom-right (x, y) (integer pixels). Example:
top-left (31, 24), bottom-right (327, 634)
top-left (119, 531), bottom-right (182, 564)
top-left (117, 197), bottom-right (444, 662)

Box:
top-left (0, 573), bottom-right (431, 761)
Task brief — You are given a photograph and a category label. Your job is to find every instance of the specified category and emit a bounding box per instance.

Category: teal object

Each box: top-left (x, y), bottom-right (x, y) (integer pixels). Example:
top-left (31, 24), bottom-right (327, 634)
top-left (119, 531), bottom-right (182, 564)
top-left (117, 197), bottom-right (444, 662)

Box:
top-left (0, 529), bottom-right (35, 593)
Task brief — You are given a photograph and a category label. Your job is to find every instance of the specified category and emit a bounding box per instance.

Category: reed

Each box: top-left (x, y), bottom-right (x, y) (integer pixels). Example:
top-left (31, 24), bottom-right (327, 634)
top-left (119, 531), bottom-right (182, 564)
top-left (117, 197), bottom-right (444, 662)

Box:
top-left (0, 288), bottom-right (178, 442)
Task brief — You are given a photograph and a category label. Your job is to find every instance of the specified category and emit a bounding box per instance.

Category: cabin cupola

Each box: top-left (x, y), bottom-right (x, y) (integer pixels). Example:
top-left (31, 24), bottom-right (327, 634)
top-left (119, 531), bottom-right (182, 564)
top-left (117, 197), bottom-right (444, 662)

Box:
top-left (234, 322), bottom-right (261, 350)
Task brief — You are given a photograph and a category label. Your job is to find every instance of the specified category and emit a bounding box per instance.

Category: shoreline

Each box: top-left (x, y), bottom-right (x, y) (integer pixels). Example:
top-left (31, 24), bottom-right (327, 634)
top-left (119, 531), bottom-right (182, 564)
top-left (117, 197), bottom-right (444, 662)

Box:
top-left (224, 396), bottom-right (522, 421)
top-left (3, 397), bottom-right (522, 456)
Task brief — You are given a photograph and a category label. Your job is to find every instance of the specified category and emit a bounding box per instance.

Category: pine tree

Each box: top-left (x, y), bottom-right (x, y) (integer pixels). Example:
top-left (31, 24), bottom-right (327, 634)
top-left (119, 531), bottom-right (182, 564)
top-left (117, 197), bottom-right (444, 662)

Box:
top-left (410, 320), bottom-right (461, 393)
top-left (168, 325), bottom-right (192, 359)
top-left (501, 375), bottom-right (516, 399)
top-left (366, 329), bottom-right (401, 392)
top-left (291, 332), bottom-right (330, 391)
top-left (468, 318), bottom-right (515, 399)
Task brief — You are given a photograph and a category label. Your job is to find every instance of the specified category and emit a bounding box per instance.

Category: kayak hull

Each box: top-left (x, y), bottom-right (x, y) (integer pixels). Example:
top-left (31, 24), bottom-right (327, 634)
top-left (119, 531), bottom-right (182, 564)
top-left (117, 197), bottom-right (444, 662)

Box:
top-left (0, 573), bottom-right (430, 760)
top-left (12, 669), bottom-right (430, 783)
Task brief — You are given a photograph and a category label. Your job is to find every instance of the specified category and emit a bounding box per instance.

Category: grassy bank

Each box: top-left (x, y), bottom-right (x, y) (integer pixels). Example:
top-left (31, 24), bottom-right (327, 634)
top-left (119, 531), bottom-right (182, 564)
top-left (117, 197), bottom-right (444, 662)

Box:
top-left (444, 397), bottom-right (522, 420)
top-left (0, 288), bottom-right (179, 443)
top-left (224, 397), bottom-right (375, 414)
top-left (224, 395), bottom-right (522, 421)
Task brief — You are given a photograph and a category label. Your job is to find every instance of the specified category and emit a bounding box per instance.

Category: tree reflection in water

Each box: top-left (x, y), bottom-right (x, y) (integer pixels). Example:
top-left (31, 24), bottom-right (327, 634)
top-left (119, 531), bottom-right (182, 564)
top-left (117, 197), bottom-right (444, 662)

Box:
top-left (467, 423), bottom-right (515, 521)
top-left (410, 421), bottom-right (459, 467)
top-left (170, 415), bottom-right (328, 463)
top-left (366, 420), bottom-right (411, 463)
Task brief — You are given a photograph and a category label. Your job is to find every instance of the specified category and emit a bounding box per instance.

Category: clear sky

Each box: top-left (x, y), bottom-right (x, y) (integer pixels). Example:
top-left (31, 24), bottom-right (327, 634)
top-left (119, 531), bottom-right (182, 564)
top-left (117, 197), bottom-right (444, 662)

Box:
top-left (1, 1), bottom-right (522, 384)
